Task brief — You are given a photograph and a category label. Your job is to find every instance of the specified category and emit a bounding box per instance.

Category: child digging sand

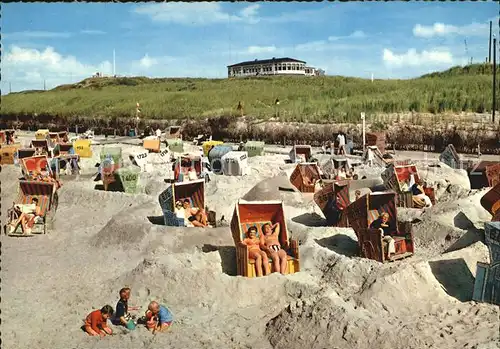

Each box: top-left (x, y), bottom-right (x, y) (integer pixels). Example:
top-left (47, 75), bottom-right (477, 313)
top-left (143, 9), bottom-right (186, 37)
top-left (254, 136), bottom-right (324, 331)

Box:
top-left (113, 287), bottom-right (141, 330)
top-left (83, 305), bottom-right (114, 337)
top-left (145, 301), bottom-right (174, 334)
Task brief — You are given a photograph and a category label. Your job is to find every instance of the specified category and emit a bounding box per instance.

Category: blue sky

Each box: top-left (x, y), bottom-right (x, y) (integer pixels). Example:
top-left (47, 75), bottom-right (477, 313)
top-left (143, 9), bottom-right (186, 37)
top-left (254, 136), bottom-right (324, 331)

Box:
top-left (2, 2), bottom-right (498, 93)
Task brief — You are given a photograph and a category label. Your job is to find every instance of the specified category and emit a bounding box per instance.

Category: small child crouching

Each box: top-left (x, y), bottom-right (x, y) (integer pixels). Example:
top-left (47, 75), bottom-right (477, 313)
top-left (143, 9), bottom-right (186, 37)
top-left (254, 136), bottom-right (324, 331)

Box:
top-left (83, 305), bottom-right (114, 337)
top-left (144, 301), bottom-right (173, 333)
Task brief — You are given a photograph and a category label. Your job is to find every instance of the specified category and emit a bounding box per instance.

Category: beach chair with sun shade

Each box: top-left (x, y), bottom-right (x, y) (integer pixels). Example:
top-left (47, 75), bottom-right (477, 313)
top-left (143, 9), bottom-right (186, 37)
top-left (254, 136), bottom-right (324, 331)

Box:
top-left (167, 138), bottom-right (184, 153)
top-left (346, 191), bottom-right (414, 263)
top-left (0, 129), bottom-right (16, 145)
top-left (202, 140), bottom-right (224, 157)
top-left (230, 199), bottom-right (300, 277)
top-left (472, 221), bottom-right (500, 306)
top-left (30, 139), bottom-right (53, 158)
top-left (481, 183), bottom-right (500, 222)
top-left (35, 129), bottom-right (50, 140)
top-left (158, 179), bottom-right (216, 227)
top-left (166, 126), bottom-right (182, 139)
top-left (439, 144), bottom-right (462, 169)
top-left (0, 143), bottom-right (22, 165)
top-left (289, 144), bottom-right (312, 163)
top-left (4, 180), bottom-right (59, 236)
top-left (467, 161), bottom-right (500, 189)
top-left (243, 141), bottom-right (265, 157)
top-left (173, 154), bottom-right (202, 182)
top-left (289, 162), bottom-right (322, 193)
top-left (57, 131), bottom-right (69, 143)
top-left (99, 147), bottom-right (123, 191)
top-left (381, 161), bottom-right (436, 208)
top-left (314, 180), bottom-right (351, 227)
top-left (20, 155), bottom-right (60, 182)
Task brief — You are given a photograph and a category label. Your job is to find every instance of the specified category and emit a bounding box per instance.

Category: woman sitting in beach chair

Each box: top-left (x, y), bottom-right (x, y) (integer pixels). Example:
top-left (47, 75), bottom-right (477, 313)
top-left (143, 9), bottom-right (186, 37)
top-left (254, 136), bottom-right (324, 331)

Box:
top-left (7, 198), bottom-right (42, 235)
top-left (241, 226), bottom-right (270, 277)
top-left (260, 222), bottom-right (288, 274)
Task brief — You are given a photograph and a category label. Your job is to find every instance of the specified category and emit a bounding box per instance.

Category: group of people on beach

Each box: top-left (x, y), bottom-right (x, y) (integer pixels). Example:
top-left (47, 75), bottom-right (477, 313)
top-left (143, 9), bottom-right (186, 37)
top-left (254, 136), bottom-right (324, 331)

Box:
top-left (83, 288), bottom-right (174, 337)
top-left (241, 222), bottom-right (288, 277)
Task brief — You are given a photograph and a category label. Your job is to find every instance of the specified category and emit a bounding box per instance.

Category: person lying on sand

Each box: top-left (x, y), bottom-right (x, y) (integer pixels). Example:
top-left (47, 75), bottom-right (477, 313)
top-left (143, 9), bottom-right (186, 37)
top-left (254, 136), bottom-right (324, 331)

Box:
top-left (113, 287), bottom-right (140, 329)
top-left (241, 226), bottom-right (270, 277)
top-left (183, 199), bottom-right (208, 227)
top-left (260, 223), bottom-right (288, 274)
top-left (9, 197), bottom-right (41, 235)
top-left (410, 180), bottom-right (433, 208)
top-left (370, 212), bottom-right (396, 260)
top-left (83, 305), bottom-right (114, 337)
top-left (145, 301), bottom-right (173, 334)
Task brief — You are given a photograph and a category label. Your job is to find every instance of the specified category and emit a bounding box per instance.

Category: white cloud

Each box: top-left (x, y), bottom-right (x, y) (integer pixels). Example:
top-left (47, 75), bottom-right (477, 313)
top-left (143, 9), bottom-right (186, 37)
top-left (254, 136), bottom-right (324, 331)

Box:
top-left (239, 4), bottom-right (260, 19)
top-left (382, 48), bottom-right (453, 67)
top-left (2, 45), bottom-right (111, 92)
top-left (3, 31), bottom-right (72, 39)
top-left (413, 22), bottom-right (489, 38)
top-left (246, 45), bottom-right (277, 54)
top-left (133, 3), bottom-right (259, 25)
top-left (80, 30), bottom-right (106, 35)
top-left (138, 54), bottom-right (158, 68)
top-left (328, 30), bottom-right (367, 41)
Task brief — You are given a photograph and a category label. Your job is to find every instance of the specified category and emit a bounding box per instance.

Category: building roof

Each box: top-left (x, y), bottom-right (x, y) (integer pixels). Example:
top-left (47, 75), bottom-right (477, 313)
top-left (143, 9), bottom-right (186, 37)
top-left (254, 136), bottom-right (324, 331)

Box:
top-left (227, 57), bottom-right (306, 68)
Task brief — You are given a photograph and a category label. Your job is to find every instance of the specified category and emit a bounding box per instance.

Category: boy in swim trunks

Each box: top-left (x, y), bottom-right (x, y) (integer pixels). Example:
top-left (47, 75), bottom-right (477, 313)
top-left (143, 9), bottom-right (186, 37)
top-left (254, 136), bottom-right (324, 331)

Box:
top-left (241, 226), bottom-right (270, 277)
top-left (260, 222), bottom-right (288, 274)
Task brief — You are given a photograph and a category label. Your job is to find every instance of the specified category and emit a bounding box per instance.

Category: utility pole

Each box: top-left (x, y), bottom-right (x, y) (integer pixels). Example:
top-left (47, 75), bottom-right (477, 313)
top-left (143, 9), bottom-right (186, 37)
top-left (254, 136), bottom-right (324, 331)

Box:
top-left (493, 37), bottom-right (497, 124)
top-left (44, 79), bottom-right (46, 91)
top-left (9, 82), bottom-right (11, 94)
top-left (489, 21), bottom-right (493, 63)
top-left (113, 49), bottom-right (116, 76)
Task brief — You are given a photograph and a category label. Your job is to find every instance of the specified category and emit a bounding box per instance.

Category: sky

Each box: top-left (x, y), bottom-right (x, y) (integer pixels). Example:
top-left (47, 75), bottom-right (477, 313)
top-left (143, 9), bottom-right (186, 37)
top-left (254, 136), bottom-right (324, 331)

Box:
top-left (1, 2), bottom-right (499, 93)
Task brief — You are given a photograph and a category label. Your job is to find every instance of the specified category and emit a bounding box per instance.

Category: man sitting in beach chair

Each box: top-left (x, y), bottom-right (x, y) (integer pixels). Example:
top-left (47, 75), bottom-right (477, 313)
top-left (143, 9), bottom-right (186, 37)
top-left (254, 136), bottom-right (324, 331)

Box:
top-left (7, 198), bottom-right (42, 235)
top-left (182, 199), bottom-right (208, 227)
top-left (370, 212), bottom-right (396, 261)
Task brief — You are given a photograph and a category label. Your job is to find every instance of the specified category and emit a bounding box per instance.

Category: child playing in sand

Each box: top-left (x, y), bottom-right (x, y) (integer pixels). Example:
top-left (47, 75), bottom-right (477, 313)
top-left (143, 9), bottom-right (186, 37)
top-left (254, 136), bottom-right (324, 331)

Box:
top-left (260, 222), bottom-right (288, 274)
top-left (145, 301), bottom-right (174, 333)
top-left (113, 287), bottom-right (141, 329)
top-left (83, 305), bottom-right (114, 337)
top-left (241, 226), bottom-right (270, 277)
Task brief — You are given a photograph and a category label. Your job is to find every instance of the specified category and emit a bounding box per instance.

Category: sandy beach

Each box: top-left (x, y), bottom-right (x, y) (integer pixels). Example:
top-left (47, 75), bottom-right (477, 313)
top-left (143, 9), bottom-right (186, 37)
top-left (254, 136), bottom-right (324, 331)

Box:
top-left (1, 132), bottom-right (498, 349)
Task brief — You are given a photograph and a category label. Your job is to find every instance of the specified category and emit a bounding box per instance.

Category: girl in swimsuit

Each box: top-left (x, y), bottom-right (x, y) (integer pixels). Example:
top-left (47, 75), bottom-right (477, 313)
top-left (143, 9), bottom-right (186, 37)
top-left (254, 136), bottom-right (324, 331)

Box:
top-left (260, 223), bottom-right (288, 275)
top-left (241, 226), bottom-right (270, 277)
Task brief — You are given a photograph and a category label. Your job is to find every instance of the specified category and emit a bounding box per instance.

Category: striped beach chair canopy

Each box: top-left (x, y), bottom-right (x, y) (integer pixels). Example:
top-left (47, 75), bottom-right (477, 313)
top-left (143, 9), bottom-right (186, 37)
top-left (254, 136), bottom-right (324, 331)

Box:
top-left (16, 180), bottom-right (56, 216)
top-left (231, 199), bottom-right (288, 246)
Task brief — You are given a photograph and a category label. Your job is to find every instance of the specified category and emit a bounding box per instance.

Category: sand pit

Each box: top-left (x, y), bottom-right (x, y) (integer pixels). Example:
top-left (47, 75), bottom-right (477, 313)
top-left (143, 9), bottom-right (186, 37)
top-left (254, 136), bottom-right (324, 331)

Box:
top-left (1, 133), bottom-right (498, 349)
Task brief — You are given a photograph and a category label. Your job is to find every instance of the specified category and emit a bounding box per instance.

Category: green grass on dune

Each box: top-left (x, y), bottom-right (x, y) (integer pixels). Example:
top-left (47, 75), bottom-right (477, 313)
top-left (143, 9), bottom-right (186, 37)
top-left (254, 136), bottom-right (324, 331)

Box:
top-left (1, 64), bottom-right (498, 123)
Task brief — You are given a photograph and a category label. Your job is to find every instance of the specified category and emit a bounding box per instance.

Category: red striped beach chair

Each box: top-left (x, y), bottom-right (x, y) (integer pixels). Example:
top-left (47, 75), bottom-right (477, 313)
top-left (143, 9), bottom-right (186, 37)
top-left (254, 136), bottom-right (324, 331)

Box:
top-left (4, 180), bottom-right (58, 236)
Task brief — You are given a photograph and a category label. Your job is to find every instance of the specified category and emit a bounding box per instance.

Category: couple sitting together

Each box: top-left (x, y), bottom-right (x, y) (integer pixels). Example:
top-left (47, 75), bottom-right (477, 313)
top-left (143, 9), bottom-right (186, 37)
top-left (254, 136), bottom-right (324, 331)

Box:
top-left (174, 199), bottom-right (209, 227)
top-left (241, 222), bottom-right (288, 277)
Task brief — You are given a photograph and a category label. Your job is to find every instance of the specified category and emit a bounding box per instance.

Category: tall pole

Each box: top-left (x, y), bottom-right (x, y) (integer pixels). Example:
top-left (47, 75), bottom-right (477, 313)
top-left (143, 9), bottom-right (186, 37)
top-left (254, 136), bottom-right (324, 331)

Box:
top-left (113, 49), bottom-right (116, 76)
top-left (44, 79), bottom-right (46, 91)
top-left (361, 112), bottom-right (366, 151)
top-left (493, 37), bottom-right (497, 124)
top-left (489, 21), bottom-right (492, 63)
top-left (9, 82), bottom-right (11, 94)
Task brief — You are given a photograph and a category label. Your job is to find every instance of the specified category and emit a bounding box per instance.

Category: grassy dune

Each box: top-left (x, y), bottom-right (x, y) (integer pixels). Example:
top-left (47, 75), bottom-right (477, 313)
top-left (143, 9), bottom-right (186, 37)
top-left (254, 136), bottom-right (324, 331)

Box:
top-left (1, 64), bottom-right (498, 123)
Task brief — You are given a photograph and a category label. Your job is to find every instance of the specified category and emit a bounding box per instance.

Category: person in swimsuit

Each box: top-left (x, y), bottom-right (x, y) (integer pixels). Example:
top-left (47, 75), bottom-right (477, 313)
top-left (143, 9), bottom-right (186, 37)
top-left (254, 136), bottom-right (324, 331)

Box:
top-left (9, 197), bottom-right (42, 235)
top-left (241, 226), bottom-right (270, 277)
top-left (260, 223), bottom-right (288, 274)
top-left (183, 199), bottom-right (208, 227)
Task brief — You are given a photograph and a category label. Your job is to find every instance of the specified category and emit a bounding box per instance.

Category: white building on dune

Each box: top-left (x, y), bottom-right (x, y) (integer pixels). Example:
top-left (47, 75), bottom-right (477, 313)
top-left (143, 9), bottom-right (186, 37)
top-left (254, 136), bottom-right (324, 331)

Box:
top-left (227, 57), bottom-right (324, 78)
